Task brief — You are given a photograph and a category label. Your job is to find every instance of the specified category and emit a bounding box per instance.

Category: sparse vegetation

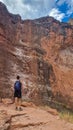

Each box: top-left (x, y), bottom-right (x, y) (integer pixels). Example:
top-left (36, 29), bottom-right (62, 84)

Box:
top-left (59, 110), bottom-right (73, 123)
top-left (39, 100), bottom-right (73, 123)
top-left (48, 100), bottom-right (73, 123)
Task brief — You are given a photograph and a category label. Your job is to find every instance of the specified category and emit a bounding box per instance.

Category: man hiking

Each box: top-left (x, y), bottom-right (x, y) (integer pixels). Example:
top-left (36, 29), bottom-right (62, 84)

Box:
top-left (14, 75), bottom-right (22, 111)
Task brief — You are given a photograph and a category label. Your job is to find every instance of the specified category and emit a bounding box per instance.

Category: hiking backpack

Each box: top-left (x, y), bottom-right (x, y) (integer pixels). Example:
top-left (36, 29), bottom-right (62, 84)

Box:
top-left (14, 81), bottom-right (21, 90)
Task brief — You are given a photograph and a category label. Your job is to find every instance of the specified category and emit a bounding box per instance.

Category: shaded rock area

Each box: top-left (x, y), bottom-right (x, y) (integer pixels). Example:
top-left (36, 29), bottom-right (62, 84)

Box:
top-left (0, 100), bottom-right (73, 130)
top-left (0, 2), bottom-right (73, 109)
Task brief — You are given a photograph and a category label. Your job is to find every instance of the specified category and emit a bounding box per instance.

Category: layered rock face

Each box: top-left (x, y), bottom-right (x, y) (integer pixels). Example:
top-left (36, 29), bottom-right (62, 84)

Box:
top-left (0, 2), bottom-right (73, 108)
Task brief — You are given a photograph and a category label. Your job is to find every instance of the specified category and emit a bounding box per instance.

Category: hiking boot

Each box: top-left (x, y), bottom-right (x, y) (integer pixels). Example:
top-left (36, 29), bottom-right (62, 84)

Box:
top-left (15, 107), bottom-right (18, 110)
top-left (19, 107), bottom-right (23, 111)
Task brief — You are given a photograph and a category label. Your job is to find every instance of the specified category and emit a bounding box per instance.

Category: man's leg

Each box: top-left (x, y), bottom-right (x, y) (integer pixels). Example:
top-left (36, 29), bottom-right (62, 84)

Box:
top-left (18, 98), bottom-right (22, 110)
top-left (15, 97), bottom-right (18, 110)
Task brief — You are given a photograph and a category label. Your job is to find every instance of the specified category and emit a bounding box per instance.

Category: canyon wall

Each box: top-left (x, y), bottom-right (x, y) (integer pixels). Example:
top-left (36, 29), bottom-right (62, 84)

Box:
top-left (0, 2), bottom-right (73, 108)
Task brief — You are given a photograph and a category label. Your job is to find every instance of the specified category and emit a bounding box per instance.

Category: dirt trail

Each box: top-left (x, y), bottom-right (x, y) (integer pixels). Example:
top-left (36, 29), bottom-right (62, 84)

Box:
top-left (0, 101), bottom-right (73, 130)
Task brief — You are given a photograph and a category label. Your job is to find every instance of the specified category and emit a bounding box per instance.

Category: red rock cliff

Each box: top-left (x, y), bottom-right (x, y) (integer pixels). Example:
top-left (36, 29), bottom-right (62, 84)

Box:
top-left (0, 2), bottom-right (73, 108)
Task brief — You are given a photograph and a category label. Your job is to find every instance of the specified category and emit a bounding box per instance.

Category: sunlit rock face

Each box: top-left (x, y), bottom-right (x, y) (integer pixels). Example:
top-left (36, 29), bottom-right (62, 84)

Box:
top-left (0, 2), bottom-right (73, 108)
top-left (68, 18), bottom-right (73, 25)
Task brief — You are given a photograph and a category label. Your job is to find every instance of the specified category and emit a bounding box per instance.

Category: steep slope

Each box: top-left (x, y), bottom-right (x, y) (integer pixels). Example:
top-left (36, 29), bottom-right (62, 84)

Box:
top-left (0, 2), bottom-right (73, 108)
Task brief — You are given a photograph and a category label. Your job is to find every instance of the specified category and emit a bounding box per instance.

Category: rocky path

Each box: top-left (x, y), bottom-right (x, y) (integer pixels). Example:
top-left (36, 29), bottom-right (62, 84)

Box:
top-left (0, 100), bottom-right (73, 130)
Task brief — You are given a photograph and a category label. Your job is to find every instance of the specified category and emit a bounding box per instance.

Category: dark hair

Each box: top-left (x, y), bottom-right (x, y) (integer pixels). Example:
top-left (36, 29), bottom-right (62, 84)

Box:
top-left (17, 75), bottom-right (20, 80)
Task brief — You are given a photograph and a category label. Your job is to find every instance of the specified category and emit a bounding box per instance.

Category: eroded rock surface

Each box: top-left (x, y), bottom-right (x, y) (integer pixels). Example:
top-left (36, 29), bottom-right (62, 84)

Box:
top-left (0, 2), bottom-right (73, 108)
top-left (0, 102), bottom-right (73, 130)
